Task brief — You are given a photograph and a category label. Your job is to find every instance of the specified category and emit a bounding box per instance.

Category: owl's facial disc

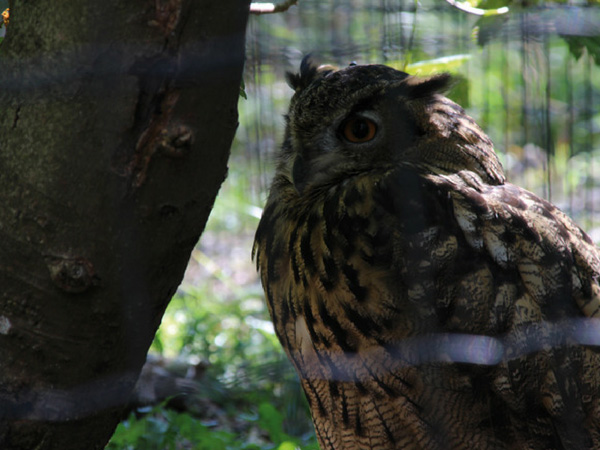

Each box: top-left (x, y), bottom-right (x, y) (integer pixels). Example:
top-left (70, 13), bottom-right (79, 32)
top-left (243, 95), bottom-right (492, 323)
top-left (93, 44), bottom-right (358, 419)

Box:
top-left (285, 62), bottom-right (460, 194)
top-left (291, 107), bottom-right (384, 193)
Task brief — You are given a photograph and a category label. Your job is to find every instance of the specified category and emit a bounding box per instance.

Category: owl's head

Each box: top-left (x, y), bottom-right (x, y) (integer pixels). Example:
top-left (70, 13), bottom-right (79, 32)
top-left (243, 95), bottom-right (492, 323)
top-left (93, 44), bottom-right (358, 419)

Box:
top-left (279, 57), bottom-right (505, 194)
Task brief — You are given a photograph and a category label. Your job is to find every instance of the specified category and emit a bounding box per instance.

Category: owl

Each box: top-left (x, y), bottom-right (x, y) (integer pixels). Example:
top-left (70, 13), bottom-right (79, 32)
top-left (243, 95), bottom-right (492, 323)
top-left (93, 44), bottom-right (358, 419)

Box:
top-left (252, 57), bottom-right (600, 449)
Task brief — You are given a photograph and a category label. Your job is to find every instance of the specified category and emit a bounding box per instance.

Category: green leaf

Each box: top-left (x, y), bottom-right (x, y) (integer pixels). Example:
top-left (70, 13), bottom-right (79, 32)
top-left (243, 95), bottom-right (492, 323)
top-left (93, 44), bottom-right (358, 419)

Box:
top-left (404, 54), bottom-right (472, 75)
top-left (258, 402), bottom-right (286, 444)
top-left (563, 36), bottom-right (600, 65)
top-left (239, 80), bottom-right (247, 100)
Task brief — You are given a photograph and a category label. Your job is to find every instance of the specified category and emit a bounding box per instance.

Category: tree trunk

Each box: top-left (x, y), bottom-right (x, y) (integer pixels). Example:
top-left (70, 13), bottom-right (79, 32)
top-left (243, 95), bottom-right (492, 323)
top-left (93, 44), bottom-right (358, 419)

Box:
top-left (0, 1), bottom-right (249, 448)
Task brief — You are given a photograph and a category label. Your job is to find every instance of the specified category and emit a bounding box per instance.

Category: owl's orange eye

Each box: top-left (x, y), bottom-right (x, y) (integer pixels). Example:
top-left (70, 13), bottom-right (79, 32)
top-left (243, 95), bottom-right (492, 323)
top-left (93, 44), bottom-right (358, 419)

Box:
top-left (341, 117), bottom-right (377, 143)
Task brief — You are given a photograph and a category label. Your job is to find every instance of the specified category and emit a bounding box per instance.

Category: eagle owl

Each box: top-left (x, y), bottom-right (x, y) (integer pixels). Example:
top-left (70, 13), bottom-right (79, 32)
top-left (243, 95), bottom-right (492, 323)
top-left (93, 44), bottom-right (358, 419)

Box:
top-left (252, 57), bottom-right (600, 449)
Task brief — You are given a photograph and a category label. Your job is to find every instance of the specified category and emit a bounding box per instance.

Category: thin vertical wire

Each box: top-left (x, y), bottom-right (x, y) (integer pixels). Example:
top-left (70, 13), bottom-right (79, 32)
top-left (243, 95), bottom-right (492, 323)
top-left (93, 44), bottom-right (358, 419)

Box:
top-left (398, 0), bottom-right (406, 59)
top-left (544, 34), bottom-right (552, 201)
top-left (565, 49), bottom-right (574, 217)
top-left (438, 0), bottom-right (445, 58)
top-left (329, 0), bottom-right (339, 60)
top-left (481, 44), bottom-right (491, 129)
top-left (520, 13), bottom-right (531, 185)
top-left (382, 0), bottom-right (394, 64)
top-left (405, 0), bottom-right (419, 69)
top-left (248, 16), bottom-right (269, 199)
top-left (584, 55), bottom-right (594, 226)
top-left (460, 6), bottom-right (470, 95)
top-left (501, 24), bottom-right (510, 180)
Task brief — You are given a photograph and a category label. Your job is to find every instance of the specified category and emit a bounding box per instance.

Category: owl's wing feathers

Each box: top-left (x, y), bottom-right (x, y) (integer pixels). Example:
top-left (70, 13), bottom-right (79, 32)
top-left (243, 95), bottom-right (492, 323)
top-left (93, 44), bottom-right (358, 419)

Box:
top-left (417, 169), bottom-right (600, 447)
top-left (324, 164), bottom-right (600, 447)
top-left (429, 169), bottom-right (600, 321)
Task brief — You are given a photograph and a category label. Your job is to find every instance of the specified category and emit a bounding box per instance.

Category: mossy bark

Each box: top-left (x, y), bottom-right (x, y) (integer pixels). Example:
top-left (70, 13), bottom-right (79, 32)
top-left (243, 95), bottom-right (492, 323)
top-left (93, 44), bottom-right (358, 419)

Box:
top-left (0, 1), bottom-right (249, 448)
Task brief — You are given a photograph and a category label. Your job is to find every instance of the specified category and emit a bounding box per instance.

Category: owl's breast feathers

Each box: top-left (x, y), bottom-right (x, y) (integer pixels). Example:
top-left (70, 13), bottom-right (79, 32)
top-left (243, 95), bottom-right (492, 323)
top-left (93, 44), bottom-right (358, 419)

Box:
top-left (253, 166), bottom-right (600, 449)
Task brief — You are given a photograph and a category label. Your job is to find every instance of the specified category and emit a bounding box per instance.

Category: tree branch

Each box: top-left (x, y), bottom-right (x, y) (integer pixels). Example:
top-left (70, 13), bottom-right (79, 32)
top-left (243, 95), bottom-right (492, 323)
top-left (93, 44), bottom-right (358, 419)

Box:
top-left (250, 0), bottom-right (298, 15)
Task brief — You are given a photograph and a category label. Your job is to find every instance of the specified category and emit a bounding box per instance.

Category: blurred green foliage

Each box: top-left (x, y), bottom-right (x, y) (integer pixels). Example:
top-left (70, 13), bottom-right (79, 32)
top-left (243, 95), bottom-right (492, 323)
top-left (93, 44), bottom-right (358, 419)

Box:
top-left (107, 401), bottom-right (318, 450)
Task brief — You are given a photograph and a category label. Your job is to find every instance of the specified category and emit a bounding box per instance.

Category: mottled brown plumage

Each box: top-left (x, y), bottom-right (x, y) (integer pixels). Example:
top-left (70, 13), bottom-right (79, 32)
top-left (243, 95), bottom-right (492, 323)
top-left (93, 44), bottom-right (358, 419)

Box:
top-left (253, 58), bottom-right (600, 449)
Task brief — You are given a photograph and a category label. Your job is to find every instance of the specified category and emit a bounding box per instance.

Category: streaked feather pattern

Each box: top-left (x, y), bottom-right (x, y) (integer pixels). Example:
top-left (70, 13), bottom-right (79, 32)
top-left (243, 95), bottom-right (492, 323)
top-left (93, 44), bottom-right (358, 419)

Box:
top-left (253, 57), bottom-right (600, 449)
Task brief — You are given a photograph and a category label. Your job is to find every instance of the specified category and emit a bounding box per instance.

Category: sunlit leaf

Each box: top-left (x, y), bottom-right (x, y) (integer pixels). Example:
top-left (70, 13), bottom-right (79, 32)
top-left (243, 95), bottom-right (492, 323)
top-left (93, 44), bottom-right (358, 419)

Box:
top-left (445, 0), bottom-right (509, 16)
top-left (403, 54), bottom-right (472, 75)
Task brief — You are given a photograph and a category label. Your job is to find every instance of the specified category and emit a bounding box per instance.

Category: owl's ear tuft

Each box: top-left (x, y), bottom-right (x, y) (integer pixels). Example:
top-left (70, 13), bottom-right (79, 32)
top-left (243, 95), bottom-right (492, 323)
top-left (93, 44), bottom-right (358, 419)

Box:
top-left (286, 55), bottom-right (335, 92)
top-left (405, 73), bottom-right (452, 99)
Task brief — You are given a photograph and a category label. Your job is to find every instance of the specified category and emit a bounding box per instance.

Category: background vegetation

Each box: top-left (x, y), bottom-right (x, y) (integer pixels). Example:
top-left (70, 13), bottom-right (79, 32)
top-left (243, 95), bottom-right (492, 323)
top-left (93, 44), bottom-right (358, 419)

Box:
top-left (106, 0), bottom-right (600, 448)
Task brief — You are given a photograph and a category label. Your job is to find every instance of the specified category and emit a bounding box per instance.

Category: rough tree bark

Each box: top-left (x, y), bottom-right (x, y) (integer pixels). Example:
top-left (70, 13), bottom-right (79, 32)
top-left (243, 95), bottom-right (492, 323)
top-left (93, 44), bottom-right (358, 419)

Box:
top-left (0, 1), bottom-right (249, 448)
